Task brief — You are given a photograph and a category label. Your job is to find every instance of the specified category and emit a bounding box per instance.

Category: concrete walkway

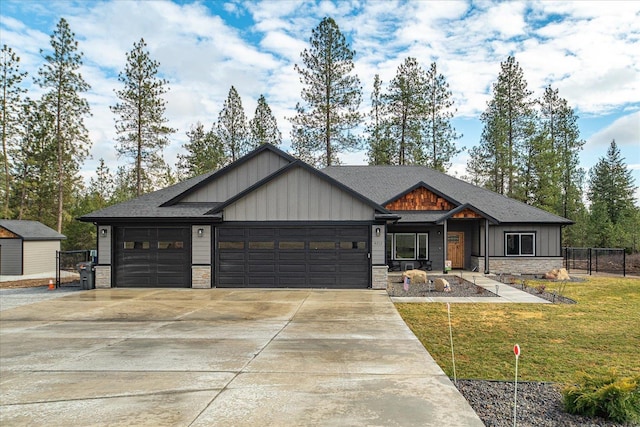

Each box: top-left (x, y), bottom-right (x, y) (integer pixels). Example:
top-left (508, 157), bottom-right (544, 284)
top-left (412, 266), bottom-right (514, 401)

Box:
top-left (0, 288), bottom-right (484, 426)
top-left (391, 271), bottom-right (550, 304)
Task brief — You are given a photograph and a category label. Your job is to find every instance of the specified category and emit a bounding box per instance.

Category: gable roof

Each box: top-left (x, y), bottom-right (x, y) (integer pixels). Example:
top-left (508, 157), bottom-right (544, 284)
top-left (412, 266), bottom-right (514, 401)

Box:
top-left (322, 165), bottom-right (573, 224)
top-left (208, 160), bottom-right (390, 215)
top-left (0, 220), bottom-right (66, 240)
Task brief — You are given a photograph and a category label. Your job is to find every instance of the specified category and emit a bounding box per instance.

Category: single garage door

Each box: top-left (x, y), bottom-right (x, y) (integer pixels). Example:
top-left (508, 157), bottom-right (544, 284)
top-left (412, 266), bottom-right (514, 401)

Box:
top-left (217, 226), bottom-right (370, 288)
top-left (115, 227), bottom-right (190, 288)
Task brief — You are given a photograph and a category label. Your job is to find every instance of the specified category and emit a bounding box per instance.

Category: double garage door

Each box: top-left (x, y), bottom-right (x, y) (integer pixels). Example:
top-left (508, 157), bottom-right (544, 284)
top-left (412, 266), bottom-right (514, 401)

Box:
top-left (115, 227), bottom-right (190, 288)
top-left (217, 226), bottom-right (370, 288)
top-left (114, 226), bottom-right (370, 288)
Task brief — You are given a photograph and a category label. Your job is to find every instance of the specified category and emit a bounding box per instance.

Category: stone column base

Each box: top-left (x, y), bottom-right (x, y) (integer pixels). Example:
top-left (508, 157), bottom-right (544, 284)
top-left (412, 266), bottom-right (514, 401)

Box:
top-left (372, 265), bottom-right (388, 289)
top-left (192, 266), bottom-right (212, 288)
top-left (94, 265), bottom-right (112, 288)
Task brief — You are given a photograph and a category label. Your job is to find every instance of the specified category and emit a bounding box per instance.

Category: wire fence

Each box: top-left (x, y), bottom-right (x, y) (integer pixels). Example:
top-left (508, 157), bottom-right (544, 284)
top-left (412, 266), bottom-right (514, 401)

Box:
top-left (56, 250), bottom-right (91, 287)
top-left (563, 247), bottom-right (626, 276)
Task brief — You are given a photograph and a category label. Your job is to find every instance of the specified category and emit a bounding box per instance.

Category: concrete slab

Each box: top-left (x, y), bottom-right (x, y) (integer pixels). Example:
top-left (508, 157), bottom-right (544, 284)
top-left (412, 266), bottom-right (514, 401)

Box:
top-left (0, 288), bottom-right (483, 426)
top-left (192, 373), bottom-right (482, 427)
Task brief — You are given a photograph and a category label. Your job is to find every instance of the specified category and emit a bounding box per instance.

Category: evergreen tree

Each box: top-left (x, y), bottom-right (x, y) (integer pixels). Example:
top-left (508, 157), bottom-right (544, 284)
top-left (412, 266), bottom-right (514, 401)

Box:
top-left (177, 122), bottom-right (226, 178)
top-left (383, 57), bottom-right (426, 165)
top-left (366, 74), bottom-right (394, 165)
top-left (249, 94), bottom-right (281, 147)
top-left (217, 86), bottom-right (248, 161)
top-left (111, 38), bottom-right (174, 197)
top-left (36, 18), bottom-right (91, 232)
top-left (89, 158), bottom-right (115, 205)
top-left (588, 140), bottom-right (636, 225)
top-left (470, 56), bottom-right (533, 198)
top-left (290, 17), bottom-right (362, 167)
top-left (1, 45), bottom-right (27, 218)
top-left (419, 62), bottom-right (461, 171)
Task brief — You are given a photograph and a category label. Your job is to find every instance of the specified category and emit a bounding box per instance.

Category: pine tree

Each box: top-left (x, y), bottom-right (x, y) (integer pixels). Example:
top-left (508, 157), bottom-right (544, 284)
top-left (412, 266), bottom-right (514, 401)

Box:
top-left (36, 18), bottom-right (91, 232)
top-left (1, 45), bottom-right (27, 218)
top-left (420, 62), bottom-right (461, 171)
top-left (290, 17), bottom-right (362, 167)
top-left (383, 57), bottom-right (426, 165)
top-left (366, 74), bottom-right (394, 165)
top-left (588, 140), bottom-right (636, 225)
top-left (177, 122), bottom-right (226, 178)
top-left (111, 38), bottom-right (174, 197)
top-left (217, 86), bottom-right (248, 161)
top-left (470, 56), bottom-right (533, 198)
top-left (249, 94), bottom-right (281, 147)
top-left (89, 158), bottom-right (115, 205)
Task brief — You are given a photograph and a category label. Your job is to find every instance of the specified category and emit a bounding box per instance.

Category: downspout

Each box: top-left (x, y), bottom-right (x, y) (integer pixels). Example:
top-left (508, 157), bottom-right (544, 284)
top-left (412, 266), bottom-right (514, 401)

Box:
top-left (484, 219), bottom-right (490, 274)
top-left (443, 219), bottom-right (448, 274)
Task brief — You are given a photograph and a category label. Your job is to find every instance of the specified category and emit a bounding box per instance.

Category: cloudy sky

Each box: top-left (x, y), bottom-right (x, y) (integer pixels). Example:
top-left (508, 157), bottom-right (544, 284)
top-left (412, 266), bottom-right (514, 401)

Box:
top-left (1, 0), bottom-right (639, 200)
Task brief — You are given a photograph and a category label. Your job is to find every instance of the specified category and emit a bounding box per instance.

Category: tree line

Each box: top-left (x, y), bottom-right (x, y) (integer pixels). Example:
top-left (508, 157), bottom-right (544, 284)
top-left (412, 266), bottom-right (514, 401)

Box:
top-left (1, 17), bottom-right (637, 252)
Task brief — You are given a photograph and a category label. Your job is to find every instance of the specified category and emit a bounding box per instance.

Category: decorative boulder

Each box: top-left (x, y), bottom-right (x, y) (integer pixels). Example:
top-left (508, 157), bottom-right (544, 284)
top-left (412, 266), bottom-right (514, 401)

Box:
top-left (556, 268), bottom-right (570, 281)
top-left (403, 269), bottom-right (427, 284)
top-left (434, 278), bottom-right (450, 292)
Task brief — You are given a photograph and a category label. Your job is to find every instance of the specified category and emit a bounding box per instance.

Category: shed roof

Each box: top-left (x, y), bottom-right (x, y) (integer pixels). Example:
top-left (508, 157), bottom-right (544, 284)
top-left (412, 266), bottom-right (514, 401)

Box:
top-left (0, 220), bottom-right (66, 240)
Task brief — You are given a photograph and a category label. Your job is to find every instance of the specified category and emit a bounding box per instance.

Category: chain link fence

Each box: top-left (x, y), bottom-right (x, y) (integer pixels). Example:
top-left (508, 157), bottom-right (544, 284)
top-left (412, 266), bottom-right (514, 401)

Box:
top-left (563, 247), bottom-right (626, 276)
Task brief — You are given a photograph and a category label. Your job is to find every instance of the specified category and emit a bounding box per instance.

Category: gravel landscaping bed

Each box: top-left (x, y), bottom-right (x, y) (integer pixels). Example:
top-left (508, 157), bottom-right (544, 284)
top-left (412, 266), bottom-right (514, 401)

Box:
top-left (456, 380), bottom-right (632, 427)
top-left (499, 279), bottom-right (577, 304)
top-left (387, 274), bottom-right (497, 297)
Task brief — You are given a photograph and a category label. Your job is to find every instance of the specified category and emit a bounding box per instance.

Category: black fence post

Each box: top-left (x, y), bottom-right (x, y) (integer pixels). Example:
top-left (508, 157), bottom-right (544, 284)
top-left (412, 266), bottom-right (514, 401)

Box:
top-left (623, 250), bottom-right (626, 277)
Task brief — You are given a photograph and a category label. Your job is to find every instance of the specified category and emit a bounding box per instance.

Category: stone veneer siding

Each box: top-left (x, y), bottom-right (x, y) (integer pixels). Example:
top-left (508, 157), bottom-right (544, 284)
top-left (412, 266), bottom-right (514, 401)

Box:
top-left (471, 256), bottom-right (562, 275)
top-left (94, 265), bottom-right (112, 288)
top-left (192, 266), bottom-right (211, 288)
top-left (372, 265), bottom-right (388, 289)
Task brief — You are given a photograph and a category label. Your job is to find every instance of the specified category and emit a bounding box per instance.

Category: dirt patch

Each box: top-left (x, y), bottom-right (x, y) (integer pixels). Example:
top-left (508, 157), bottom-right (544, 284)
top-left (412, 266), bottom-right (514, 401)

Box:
top-left (0, 277), bottom-right (78, 289)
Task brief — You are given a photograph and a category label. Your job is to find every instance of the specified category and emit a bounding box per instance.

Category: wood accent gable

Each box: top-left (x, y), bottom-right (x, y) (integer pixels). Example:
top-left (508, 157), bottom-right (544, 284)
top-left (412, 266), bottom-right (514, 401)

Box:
top-left (451, 208), bottom-right (483, 219)
top-left (0, 227), bottom-right (19, 238)
top-left (385, 187), bottom-right (455, 211)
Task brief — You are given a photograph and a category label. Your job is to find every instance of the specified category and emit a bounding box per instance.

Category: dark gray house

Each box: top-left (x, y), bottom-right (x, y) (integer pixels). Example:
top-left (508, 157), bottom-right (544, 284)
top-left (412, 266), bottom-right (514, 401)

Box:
top-left (0, 220), bottom-right (66, 276)
top-left (79, 144), bottom-right (571, 289)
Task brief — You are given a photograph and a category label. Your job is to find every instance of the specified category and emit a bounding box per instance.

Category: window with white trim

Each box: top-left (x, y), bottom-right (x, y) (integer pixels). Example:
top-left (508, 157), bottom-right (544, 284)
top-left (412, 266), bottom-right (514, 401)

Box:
top-left (505, 233), bottom-right (535, 256)
top-left (386, 233), bottom-right (429, 260)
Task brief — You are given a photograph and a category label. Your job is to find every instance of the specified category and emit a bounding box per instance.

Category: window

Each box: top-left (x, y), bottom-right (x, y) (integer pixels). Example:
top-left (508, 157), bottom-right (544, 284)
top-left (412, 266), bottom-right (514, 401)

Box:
top-left (340, 241), bottom-right (367, 249)
top-left (279, 241), bottom-right (305, 249)
top-left (310, 241), bottom-right (335, 250)
top-left (387, 233), bottom-right (430, 261)
top-left (505, 233), bottom-right (535, 256)
top-left (395, 233), bottom-right (416, 260)
top-left (158, 241), bottom-right (184, 249)
top-left (249, 241), bottom-right (274, 249)
top-left (124, 241), bottom-right (149, 249)
top-left (219, 241), bottom-right (244, 249)
top-left (417, 234), bottom-right (428, 259)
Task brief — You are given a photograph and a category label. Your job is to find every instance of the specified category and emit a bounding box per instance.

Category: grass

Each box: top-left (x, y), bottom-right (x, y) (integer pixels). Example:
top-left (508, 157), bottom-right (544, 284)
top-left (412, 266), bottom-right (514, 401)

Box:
top-left (395, 276), bottom-right (640, 383)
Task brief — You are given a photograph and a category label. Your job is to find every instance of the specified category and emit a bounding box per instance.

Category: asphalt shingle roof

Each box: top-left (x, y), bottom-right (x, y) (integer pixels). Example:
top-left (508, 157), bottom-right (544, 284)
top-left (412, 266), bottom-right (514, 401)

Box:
top-left (322, 165), bottom-right (572, 224)
top-left (79, 171), bottom-right (220, 221)
top-left (0, 220), bottom-right (66, 240)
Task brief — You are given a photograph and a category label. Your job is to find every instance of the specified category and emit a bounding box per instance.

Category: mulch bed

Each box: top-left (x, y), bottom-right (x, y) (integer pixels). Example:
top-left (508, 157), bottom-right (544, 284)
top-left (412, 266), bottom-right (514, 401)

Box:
top-left (387, 274), bottom-right (497, 297)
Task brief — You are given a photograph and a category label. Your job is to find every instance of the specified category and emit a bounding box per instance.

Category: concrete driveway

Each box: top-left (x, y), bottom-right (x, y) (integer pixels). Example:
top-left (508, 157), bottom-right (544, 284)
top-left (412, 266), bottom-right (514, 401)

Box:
top-left (0, 288), bottom-right (483, 426)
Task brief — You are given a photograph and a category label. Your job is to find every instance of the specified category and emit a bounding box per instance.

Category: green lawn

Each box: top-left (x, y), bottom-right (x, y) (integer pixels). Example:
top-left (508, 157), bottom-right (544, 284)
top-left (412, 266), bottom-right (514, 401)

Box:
top-left (395, 277), bottom-right (640, 383)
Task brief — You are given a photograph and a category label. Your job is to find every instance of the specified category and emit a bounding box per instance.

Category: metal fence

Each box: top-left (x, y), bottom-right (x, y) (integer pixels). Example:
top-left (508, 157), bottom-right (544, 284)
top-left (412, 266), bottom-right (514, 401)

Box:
top-left (563, 247), bottom-right (626, 276)
top-left (56, 250), bottom-right (91, 287)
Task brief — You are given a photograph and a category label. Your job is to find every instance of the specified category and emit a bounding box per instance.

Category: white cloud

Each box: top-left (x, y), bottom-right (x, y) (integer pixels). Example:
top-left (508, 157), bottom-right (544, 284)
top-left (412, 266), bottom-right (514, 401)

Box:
top-left (587, 112), bottom-right (640, 148)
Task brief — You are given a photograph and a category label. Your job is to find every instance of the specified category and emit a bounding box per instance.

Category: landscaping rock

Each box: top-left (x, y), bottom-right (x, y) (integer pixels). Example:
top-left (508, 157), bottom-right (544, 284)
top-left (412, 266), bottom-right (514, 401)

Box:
top-left (434, 278), bottom-right (449, 292)
top-left (402, 269), bottom-right (427, 284)
top-left (543, 268), bottom-right (571, 281)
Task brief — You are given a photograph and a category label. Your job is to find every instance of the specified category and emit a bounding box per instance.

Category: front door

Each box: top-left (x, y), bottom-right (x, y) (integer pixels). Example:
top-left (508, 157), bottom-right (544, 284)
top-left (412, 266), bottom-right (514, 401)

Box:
top-left (447, 232), bottom-right (464, 269)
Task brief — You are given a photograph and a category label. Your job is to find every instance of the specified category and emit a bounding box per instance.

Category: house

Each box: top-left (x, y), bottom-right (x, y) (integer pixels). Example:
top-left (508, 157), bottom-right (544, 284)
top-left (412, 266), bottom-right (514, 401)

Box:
top-left (79, 144), bottom-right (572, 289)
top-left (0, 220), bottom-right (66, 276)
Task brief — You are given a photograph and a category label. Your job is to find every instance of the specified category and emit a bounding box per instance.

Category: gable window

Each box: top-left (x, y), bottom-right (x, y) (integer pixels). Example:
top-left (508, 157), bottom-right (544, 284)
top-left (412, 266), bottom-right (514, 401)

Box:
top-left (387, 233), bottom-right (429, 260)
top-left (505, 233), bottom-right (535, 256)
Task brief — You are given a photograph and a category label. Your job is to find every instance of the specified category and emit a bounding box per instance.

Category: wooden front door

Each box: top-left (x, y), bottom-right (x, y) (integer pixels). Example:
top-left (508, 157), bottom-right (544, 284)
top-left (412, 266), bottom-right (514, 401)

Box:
top-left (447, 232), bottom-right (464, 269)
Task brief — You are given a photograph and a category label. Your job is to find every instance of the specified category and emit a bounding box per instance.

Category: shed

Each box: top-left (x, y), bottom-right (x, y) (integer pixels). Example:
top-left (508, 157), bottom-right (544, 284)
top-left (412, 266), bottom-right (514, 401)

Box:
top-left (0, 220), bottom-right (66, 276)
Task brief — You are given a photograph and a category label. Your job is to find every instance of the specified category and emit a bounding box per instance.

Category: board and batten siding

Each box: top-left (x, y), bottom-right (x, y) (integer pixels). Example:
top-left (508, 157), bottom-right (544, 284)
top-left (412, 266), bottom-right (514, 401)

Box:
top-left (182, 150), bottom-right (290, 203)
top-left (0, 239), bottom-right (22, 275)
top-left (483, 224), bottom-right (562, 257)
top-left (23, 240), bottom-right (60, 275)
top-left (97, 226), bottom-right (112, 265)
top-left (192, 225), bottom-right (211, 264)
top-left (223, 167), bottom-right (376, 221)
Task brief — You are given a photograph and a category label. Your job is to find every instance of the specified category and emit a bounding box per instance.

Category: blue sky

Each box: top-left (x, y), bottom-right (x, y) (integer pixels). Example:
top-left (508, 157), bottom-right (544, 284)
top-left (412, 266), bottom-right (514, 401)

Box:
top-left (1, 0), bottom-right (639, 201)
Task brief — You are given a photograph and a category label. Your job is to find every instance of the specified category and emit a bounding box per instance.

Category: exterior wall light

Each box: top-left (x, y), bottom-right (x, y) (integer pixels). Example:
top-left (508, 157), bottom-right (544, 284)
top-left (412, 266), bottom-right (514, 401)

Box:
top-left (100, 228), bottom-right (107, 237)
top-left (375, 227), bottom-right (381, 237)
top-left (197, 228), bottom-right (204, 237)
